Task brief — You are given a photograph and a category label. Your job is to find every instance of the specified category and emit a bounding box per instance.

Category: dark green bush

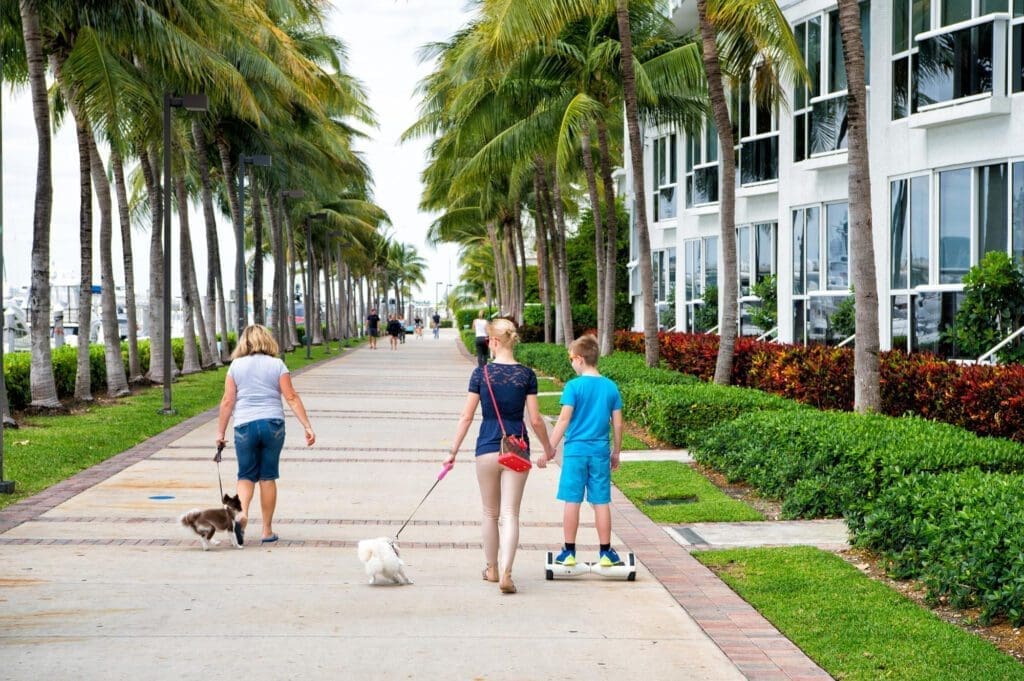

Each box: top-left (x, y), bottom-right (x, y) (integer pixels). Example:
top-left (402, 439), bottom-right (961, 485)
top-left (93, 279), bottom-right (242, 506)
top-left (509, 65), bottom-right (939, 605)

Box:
top-left (854, 469), bottom-right (1024, 625)
top-left (597, 352), bottom-right (697, 386)
top-left (514, 343), bottom-right (574, 382)
top-left (691, 409), bottom-right (1024, 519)
top-left (621, 382), bottom-right (801, 449)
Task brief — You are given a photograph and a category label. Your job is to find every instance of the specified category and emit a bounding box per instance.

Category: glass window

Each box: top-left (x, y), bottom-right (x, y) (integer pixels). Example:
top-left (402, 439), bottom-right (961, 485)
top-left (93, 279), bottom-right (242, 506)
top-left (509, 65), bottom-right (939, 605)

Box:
top-left (892, 294), bottom-right (911, 352)
top-left (1013, 24), bottom-right (1023, 93)
top-left (652, 134), bottom-right (678, 222)
top-left (939, 168), bottom-right (972, 283)
top-left (942, 0), bottom-right (972, 25)
top-left (891, 179), bottom-right (909, 288)
top-left (756, 223), bottom-right (775, 281)
top-left (978, 163), bottom-right (1009, 257)
top-left (807, 207), bottom-right (821, 290)
top-left (735, 68), bottom-right (780, 185)
top-left (917, 22), bottom-right (995, 108)
top-left (1014, 162), bottom-right (1024, 264)
top-left (668, 248), bottom-right (677, 298)
top-left (828, 10), bottom-right (848, 92)
top-left (737, 226), bottom-right (752, 296)
top-left (686, 123), bottom-right (719, 207)
top-left (684, 240), bottom-right (700, 301)
top-left (911, 175), bottom-right (930, 286)
top-left (705, 236), bottom-right (719, 292)
top-left (793, 209), bottom-right (806, 295)
top-left (826, 203), bottom-right (850, 290)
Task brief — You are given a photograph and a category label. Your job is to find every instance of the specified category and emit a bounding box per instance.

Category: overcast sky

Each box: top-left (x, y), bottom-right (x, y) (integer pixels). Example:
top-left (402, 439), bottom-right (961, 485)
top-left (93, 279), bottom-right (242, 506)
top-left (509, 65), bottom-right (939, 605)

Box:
top-left (1, 0), bottom-right (470, 306)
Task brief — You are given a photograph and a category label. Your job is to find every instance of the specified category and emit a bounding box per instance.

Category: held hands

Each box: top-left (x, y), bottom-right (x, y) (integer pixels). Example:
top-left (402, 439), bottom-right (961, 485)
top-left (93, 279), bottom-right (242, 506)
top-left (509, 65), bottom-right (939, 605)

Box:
top-left (535, 444), bottom-right (556, 469)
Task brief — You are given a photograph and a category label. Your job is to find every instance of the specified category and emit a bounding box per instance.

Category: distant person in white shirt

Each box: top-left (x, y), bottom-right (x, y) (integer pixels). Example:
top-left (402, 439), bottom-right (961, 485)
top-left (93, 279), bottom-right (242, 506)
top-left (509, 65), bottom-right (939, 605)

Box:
top-left (216, 325), bottom-right (315, 545)
top-left (473, 310), bottom-right (490, 367)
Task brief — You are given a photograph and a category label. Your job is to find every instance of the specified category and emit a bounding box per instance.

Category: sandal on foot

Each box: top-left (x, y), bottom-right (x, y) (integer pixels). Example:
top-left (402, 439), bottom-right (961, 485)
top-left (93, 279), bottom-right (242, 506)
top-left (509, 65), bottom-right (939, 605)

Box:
top-left (481, 565), bottom-right (498, 582)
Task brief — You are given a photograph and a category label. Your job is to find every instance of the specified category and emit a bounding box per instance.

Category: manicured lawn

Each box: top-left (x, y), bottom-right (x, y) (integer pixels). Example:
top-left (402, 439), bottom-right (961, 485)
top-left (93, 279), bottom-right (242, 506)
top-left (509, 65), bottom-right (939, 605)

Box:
top-left (538, 393), bottom-right (562, 416)
top-left (613, 461), bottom-right (762, 523)
top-left (694, 547), bottom-right (1024, 681)
top-left (0, 342), bottom-right (351, 510)
top-left (536, 377), bottom-right (561, 393)
top-left (621, 432), bottom-right (649, 450)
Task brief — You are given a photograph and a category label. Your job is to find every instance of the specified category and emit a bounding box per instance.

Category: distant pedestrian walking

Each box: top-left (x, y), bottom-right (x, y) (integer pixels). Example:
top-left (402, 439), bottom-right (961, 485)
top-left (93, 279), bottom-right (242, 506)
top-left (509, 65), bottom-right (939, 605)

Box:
top-left (432, 311), bottom-right (441, 339)
top-left (387, 314), bottom-right (403, 350)
top-left (367, 308), bottom-right (380, 350)
top-left (473, 310), bottom-right (489, 367)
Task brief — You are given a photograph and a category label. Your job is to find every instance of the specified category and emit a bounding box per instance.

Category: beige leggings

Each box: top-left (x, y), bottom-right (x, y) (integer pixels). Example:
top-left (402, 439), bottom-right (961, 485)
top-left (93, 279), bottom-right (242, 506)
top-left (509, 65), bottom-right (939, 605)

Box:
top-left (475, 453), bottom-right (530, 574)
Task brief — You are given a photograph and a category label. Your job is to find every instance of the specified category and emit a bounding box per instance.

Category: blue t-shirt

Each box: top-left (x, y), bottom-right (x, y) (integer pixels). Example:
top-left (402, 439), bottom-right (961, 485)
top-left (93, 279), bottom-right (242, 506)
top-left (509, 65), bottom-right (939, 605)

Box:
top-left (469, 363), bottom-right (538, 457)
top-left (560, 375), bottom-right (622, 457)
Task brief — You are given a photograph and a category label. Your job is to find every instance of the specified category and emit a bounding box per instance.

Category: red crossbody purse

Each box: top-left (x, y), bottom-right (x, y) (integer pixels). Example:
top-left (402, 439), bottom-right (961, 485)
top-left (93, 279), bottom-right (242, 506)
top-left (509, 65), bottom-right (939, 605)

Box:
top-left (483, 365), bottom-right (532, 472)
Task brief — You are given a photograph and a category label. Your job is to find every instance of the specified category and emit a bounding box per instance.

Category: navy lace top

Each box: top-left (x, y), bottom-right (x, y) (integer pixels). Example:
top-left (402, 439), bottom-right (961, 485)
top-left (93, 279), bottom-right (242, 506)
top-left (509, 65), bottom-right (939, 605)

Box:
top-left (469, 363), bottom-right (538, 457)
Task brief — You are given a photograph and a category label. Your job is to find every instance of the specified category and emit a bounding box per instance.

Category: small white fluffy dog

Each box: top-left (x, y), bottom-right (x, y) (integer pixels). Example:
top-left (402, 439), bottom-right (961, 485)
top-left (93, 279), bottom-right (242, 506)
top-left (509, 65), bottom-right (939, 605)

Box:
top-left (357, 536), bottom-right (413, 585)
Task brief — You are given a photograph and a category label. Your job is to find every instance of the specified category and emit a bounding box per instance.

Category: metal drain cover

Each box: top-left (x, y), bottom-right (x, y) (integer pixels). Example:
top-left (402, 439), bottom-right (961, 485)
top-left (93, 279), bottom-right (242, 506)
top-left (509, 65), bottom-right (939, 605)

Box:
top-left (645, 495), bottom-right (698, 506)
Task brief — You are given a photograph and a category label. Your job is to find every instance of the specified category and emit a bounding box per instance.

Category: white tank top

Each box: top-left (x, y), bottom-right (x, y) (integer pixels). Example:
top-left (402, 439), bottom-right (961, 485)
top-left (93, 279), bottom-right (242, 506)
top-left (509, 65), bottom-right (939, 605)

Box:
top-left (227, 354), bottom-right (289, 426)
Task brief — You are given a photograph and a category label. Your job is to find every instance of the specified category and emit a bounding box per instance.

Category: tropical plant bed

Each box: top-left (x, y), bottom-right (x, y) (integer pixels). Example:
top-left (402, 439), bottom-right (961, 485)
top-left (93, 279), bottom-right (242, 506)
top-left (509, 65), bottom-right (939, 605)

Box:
top-left (839, 547), bottom-right (1024, 666)
top-left (695, 546), bottom-right (1024, 680)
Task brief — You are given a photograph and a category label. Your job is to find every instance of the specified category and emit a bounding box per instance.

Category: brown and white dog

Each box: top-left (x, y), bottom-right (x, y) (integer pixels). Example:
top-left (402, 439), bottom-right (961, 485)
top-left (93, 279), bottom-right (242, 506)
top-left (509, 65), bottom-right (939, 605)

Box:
top-left (180, 494), bottom-right (244, 550)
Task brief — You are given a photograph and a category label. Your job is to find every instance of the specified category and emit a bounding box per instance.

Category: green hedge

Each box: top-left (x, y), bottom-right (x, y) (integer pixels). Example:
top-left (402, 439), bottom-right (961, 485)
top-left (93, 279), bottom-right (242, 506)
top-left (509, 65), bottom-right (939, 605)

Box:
top-left (853, 469), bottom-right (1024, 625)
top-left (514, 343), bottom-right (574, 382)
top-left (621, 382), bottom-right (802, 449)
top-left (596, 352), bottom-right (697, 386)
top-left (691, 410), bottom-right (1024, 520)
top-left (4, 333), bottom-right (239, 410)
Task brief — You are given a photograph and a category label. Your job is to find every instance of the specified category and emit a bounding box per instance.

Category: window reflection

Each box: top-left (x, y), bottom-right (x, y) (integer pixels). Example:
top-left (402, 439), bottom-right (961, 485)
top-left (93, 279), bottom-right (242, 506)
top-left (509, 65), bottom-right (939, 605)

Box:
top-left (917, 22), bottom-right (994, 108)
top-left (939, 168), bottom-right (971, 283)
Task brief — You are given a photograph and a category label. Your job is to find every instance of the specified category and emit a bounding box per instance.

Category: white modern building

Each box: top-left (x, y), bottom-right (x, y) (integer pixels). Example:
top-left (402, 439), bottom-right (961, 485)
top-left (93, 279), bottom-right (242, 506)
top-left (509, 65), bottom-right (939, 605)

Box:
top-left (626, 0), bottom-right (1024, 357)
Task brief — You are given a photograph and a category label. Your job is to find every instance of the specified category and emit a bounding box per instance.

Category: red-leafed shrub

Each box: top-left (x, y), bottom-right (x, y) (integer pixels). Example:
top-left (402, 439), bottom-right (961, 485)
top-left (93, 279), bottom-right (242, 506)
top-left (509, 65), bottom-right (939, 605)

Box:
top-left (614, 331), bottom-right (1024, 441)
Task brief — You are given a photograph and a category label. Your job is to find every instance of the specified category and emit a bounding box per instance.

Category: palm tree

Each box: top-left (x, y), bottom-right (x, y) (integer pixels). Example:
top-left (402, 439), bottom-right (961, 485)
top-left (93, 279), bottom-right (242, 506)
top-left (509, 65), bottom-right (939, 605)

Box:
top-left (695, 0), bottom-right (804, 384)
top-left (836, 0), bottom-right (880, 412)
top-left (18, 0), bottom-right (59, 408)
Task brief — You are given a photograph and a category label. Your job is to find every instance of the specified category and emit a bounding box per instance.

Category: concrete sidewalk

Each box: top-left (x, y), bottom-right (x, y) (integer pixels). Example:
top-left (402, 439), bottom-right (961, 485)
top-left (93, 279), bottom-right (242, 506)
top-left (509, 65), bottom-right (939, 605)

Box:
top-left (0, 330), bottom-right (831, 680)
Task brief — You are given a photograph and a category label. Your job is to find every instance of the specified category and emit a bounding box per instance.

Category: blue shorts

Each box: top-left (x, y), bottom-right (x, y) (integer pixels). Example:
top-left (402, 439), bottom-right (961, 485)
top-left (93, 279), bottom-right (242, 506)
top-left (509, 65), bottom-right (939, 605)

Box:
top-left (234, 418), bottom-right (285, 482)
top-left (557, 453), bottom-right (611, 504)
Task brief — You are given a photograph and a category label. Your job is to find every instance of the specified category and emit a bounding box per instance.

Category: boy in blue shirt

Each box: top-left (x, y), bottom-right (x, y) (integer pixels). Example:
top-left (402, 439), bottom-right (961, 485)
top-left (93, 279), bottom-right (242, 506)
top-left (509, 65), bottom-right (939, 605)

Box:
top-left (543, 335), bottom-right (624, 567)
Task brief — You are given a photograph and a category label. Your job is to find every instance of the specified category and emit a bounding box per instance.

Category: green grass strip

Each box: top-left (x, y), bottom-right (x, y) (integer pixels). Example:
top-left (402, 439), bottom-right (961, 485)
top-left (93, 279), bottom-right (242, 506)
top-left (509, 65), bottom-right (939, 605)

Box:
top-left (0, 342), bottom-right (352, 511)
top-left (536, 377), bottom-right (561, 393)
top-left (538, 393), bottom-right (562, 416)
top-left (614, 461), bottom-right (762, 523)
top-left (621, 433), bottom-right (649, 450)
top-left (693, 547), bottom-right (1024, 680)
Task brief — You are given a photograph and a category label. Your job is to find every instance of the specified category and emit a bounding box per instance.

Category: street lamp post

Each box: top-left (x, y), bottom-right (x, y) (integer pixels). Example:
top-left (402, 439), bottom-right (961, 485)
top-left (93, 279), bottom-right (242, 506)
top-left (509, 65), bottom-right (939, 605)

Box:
top-left (304, 213), bottom-right (326, 359)
top-left (161, 92), bottom-right (207, 416)
top-left (278, 190), bottom-right (305, 357)
top-left (235, 153), bottom-right (271, 337)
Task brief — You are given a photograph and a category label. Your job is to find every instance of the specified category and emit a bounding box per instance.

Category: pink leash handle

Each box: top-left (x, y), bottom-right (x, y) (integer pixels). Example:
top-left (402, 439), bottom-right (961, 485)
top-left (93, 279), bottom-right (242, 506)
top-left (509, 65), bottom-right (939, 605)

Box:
top-left (437, 461), bottom-right (454, 481)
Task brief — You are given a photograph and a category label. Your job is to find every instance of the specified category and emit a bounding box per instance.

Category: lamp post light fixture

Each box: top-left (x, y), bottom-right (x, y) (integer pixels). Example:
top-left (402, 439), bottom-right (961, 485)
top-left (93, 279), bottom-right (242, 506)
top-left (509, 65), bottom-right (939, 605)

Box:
top-left (235, 153), bottom-right (272, 337)
top-left (161, 92), bottom-right (207, 416)
top-left (277, 189), bottom-right (305, 356)
top-left (304, 212), bottom-right (327, 359)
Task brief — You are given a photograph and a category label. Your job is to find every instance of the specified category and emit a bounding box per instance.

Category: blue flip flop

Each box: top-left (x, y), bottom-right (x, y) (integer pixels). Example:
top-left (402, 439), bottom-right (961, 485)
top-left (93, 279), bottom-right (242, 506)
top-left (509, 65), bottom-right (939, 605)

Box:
top-left (261, 534), bottom-right (279, 543)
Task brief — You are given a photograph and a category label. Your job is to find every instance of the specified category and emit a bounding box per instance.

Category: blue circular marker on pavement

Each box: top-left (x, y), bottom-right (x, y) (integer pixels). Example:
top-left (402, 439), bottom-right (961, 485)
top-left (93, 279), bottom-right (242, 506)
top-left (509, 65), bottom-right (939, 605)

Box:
top-left (148, 495), bottom-right (175, 500)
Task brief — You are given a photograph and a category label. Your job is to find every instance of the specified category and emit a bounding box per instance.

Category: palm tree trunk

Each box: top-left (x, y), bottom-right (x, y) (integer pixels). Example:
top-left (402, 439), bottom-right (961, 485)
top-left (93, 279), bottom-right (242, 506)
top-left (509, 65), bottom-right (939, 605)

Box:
top-left (20, 0), bottom-right (60, 408)
top-left (191, 120), bottom-right (226, 365)
top-left (215, 134), bottom-right (243, 335)
top-left (139, 147), bottom-right (166, 384)
top-left (581, 130), bottom-right (606, 345)
top-left (312, 253), bottom-right (324, 345)
top-left (268, 192), bottom-right (285, 354)
top-left (252, 186), bottom-right (265, 325)
top-left (111, 150), bottom-right (144, 380)
top-left (88, 135), bottom-right (129, 396)
top-left (533, 176), bottom-right (552, 343)
top-left (837, 0), bottom-right (881, 412)
top-left (616, 0), bottom-right (659, 367)
top-left (70, 103), bottom-right (93, 402)
top-left (547, 164), bottom-right (574, 344)
top-left (596, 117), bottom-right (619, 355)
top-left (176, 176), bottom-right (212, 372)
top-left (514, 202), bottom-right (528, 325)
top-left (287, 217), bottom-right (299, 347)
top-left (697, 0), bottom-right (739, 385)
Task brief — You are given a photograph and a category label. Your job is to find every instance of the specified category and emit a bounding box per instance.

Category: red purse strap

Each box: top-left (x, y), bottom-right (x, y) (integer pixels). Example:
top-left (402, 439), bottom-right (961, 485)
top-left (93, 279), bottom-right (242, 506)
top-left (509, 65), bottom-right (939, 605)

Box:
top-left (482, 365), bottom-right (508, 437)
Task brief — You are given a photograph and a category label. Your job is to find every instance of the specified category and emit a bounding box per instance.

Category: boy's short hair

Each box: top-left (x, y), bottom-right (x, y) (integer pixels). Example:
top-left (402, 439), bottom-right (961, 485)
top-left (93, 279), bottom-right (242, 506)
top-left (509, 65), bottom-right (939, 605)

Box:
top-left (570, 334), bottom-right (600, 367)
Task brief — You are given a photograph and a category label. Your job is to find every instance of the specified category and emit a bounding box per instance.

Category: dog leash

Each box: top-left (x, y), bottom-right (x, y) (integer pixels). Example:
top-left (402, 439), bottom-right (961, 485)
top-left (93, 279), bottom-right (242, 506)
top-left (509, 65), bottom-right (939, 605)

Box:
top-left (395, 462), bottom-right (453, 539)
top-left (213, 442), bottom-right (226, 499)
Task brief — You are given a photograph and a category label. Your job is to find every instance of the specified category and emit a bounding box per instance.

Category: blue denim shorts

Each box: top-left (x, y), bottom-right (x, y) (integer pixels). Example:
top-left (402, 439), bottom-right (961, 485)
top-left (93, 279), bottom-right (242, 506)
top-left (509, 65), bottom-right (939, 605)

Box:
top-left (234, 418), bottom-right (285, 482)
top-left (556, 453), bottom-right (611, 504)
